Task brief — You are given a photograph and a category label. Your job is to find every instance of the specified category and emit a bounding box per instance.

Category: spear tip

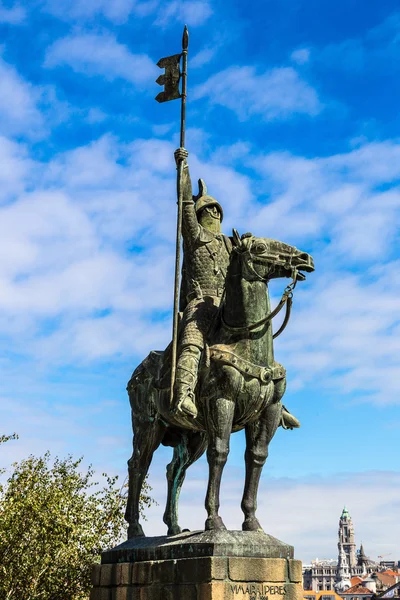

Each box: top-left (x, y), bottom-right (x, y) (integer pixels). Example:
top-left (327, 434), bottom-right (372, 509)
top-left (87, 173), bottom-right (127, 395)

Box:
top-left (182, 25), bottom-right (189, 50)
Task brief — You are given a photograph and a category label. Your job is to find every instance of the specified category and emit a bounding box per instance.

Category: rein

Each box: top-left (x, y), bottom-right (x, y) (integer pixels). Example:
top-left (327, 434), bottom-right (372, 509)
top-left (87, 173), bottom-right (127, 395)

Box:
top-left (221, 251), bottom-right (298, 338)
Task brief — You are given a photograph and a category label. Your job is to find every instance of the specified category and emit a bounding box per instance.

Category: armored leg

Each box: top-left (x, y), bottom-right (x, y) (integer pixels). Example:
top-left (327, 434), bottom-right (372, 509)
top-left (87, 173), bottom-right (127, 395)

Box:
top-left (173, 345), bottom-right (201, 418)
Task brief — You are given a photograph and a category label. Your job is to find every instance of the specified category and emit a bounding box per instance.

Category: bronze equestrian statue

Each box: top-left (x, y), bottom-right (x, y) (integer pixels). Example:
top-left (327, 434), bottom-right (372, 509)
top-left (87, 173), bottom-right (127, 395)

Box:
top-left (125, 149), bottom-right (314, 538)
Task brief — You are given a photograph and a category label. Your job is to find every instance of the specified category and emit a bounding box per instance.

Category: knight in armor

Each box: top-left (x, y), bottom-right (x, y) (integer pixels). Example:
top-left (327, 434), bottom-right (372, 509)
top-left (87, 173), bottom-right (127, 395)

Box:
top-left (173, 147), bottom-right (231, 418)
top-left (173, 148), bottom-right (300, 431)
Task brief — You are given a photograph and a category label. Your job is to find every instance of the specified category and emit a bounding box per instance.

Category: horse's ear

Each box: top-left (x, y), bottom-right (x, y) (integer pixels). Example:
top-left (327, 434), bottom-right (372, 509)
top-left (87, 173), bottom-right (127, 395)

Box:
top-left (232, 229), bottom-right (242, 247)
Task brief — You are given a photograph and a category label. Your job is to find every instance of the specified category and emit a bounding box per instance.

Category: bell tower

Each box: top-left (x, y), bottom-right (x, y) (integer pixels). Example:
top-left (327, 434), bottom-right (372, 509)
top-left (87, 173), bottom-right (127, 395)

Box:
top-left (338, 506), bottom-right (357, 568)
top-left (335, 542), bottom-right (352, 592)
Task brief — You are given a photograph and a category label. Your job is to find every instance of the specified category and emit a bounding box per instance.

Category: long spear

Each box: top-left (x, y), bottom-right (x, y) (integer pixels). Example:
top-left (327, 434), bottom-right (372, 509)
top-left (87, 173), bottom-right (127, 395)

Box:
top-left (155, 26), bottom-right (189, 405)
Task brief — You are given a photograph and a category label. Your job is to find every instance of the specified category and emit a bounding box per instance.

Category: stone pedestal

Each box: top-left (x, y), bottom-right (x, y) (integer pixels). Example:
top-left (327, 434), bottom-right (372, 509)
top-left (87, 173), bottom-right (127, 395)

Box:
top-left (90, 530), bottom-right (303, 600)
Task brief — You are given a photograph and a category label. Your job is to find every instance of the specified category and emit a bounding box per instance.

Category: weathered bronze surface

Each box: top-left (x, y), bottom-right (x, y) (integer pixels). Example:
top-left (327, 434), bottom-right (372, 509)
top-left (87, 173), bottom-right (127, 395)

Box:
top-left (125, 151), bottom-right (315, 538)
top-left (102, 530), bottom-right (293, 563)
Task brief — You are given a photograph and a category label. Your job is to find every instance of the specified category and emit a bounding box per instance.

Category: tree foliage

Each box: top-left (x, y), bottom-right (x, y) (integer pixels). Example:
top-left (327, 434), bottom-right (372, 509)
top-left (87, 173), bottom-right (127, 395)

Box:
top-left (0, 437), bottom-right (153, 600)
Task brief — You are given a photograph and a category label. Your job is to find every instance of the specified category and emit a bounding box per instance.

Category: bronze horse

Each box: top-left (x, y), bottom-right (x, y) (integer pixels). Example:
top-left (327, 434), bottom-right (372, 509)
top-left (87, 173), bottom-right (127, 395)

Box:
top-left (125, 232), bottom-right (314, 537)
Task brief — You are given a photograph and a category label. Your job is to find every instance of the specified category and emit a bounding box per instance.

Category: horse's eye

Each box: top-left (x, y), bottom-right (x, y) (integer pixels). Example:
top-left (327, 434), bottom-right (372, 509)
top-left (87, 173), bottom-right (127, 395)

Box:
top-left (253, 243), bottom-right (267, 253)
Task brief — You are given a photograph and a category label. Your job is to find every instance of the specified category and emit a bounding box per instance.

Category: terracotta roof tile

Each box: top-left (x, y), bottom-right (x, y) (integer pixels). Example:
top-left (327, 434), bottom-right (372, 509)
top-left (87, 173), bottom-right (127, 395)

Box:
top-left (341, 585), bottom-right (373, 595)
top-left (376, 573), bottom-right (396, 586)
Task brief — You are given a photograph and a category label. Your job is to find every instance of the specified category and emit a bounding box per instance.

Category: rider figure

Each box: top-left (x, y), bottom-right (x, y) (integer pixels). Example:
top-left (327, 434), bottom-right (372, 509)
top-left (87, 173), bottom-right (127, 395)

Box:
top-left (173, 147), bottom-right (232, 419)
top-left (173, 148), bottom-right (300, 430)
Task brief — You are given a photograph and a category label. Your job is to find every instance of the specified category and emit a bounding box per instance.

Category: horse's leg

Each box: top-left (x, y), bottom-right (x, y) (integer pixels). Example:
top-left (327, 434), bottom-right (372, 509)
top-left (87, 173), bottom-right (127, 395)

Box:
top-left (241, 400), bottom-right (282, 532)
top-left (125, 418), bottom-right (164, 538)
top-left (205, 397), bottom-right (235, 531)
top-left (163, 432), bottom-right (207, 536)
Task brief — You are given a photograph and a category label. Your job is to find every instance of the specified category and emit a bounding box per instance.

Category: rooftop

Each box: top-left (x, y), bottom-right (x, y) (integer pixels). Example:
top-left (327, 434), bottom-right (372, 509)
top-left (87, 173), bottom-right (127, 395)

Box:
top-left (341, 585), bottom-right (373, 595)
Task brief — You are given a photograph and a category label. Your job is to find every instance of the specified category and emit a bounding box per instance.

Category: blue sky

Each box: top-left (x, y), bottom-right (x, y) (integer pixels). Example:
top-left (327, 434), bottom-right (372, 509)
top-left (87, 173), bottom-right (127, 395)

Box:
top-left (0, 0), bottom-right (400, 562)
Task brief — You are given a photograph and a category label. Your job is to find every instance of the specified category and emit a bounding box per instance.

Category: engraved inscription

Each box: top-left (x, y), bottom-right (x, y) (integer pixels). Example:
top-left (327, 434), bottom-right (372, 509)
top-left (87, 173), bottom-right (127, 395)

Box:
top-left (230, 584), bottom-right (287, 598)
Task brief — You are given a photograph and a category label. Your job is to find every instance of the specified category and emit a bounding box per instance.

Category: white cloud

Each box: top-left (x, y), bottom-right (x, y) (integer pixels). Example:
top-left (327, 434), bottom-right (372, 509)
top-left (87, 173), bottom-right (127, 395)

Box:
top-left (0, 392), bottom-right (130, 482)
top-left (47, 135), bottom-right (124, 188)
top-left (368, 11), bottom-right (400, 46)
top-left (0, 56), bottom-right (44, 135)
top-left (41, 0), bottom-right (155, 24)
top-left (318, 39), bottom-right (366, 71)
top-left (0, 136), bottom-right (33, 200)
top-left (312, 11), bottom-right (400, 73)
top-left (281, 269), bottom-right (400, 404)
top-left (191, 47), bottom-right (217, 69)
top-left (291, 48), bottom-right (311, 65)
top-left (0, 132), bottom-right (247, 370)
top-left (42, 0), bottom-right (210, 25)
top-left (154, 0), bottom-right (212, 27)
top-left (86, 107), bottom-right (108, 124)
top-left (0, 134), bottom-right (177, 365)
top-left (0, 1), bottom-right (25, 24)
top-left (45, 33), bottom-right (157, 86)
top-left (246, 139), bottom-right (400, 404)
top-left (328, 141), bottom-right (400, 184)
top-left (194, 66), bottom-right (322, 121)
top-left (0, 54), bottom-right (69, 138)
top-left (1, 132), bottom-right (400, 408)
top-left (152, 122), bottom-right (174, 136)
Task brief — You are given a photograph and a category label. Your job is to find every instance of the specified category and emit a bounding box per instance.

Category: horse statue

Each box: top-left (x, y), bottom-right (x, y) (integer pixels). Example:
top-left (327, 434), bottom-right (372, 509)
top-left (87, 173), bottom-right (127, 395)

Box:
top-left (125, 231), bottom-right (314, 538)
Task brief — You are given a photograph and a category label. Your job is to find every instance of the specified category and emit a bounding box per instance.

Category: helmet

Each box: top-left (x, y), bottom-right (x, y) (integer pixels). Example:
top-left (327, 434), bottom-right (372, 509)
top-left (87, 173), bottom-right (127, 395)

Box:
top-left (195, 195), bottom-right (224, 221)
top-left (193, 179), bottom-right (223, 222)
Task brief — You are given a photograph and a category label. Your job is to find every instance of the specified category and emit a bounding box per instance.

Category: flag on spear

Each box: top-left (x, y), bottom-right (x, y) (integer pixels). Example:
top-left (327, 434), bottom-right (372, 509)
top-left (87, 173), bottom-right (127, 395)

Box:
top-left (155, 26), bottom-right (189, 406)
top-left (155, 54), bottom-right (182, 103)
top-left (155, 26), bottom-right (188, 112)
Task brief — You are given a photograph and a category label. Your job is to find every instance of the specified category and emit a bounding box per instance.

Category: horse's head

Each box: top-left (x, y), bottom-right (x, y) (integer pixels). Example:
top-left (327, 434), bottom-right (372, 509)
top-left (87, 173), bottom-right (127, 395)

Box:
top-left (232, 229), bottom-right (315, 283)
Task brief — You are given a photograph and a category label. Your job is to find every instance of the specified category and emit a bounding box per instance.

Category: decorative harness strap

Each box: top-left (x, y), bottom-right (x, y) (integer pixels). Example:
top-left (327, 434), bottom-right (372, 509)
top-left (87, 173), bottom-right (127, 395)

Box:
top-left (210, 345), bottom-right (286, 383)
top-left (221, 274), bottom-right (297, 338)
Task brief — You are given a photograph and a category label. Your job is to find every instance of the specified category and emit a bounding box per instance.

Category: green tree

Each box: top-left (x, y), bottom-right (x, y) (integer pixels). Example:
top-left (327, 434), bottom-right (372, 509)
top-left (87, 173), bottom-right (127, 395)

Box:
top-left (0, 437), bottom-right (153, 600)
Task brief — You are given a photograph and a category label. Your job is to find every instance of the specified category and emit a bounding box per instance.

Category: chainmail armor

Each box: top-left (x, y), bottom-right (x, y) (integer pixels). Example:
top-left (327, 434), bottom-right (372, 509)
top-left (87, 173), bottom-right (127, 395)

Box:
top-left (178, 182), bottom-right (231, 351)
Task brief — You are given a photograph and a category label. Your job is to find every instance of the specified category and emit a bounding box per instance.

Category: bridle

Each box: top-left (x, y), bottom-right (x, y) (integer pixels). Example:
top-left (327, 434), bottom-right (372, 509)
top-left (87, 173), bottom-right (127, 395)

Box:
top-left (221, 244), bottom-right (299, 338)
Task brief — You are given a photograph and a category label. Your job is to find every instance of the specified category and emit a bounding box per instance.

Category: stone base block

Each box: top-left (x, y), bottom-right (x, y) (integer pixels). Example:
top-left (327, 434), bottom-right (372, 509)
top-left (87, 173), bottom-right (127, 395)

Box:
top-left (90, 555), bottom-right (303, 600)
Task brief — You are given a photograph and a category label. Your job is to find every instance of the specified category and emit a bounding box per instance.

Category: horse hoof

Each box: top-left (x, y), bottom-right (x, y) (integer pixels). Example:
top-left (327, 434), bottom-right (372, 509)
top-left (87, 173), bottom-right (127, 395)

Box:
top-left (128, 523), bottom-right (145, 538)
top-left (167, 525), bottom-right (182, 536)
top-left (205, 516), bottom-right (227, 531)
top-left (242, 517), bottom-right (264, 532)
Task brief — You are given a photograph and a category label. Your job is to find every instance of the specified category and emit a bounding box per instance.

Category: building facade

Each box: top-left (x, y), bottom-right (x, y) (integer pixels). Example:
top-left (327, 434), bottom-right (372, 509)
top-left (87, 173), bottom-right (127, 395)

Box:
top-left (303, 508), bottom-right (376, 592)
